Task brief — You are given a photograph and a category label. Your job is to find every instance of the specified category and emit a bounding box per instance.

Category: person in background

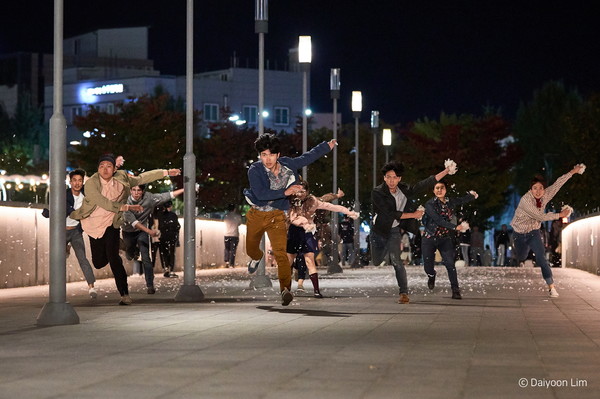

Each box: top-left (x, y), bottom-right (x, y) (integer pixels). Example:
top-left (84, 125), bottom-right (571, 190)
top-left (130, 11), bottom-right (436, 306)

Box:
top-left (510, 164), bottom-right (584, 298)
top-left (470, 225), bottom-right (484, 266)
top-left (157, 201), bottom-right (181, 278)
top-left (339, 214), bottom-right (355, 267)
top-left (495, 224), bottom-right (511, 267)
top-left (223, 204), bottom-right (242, 268)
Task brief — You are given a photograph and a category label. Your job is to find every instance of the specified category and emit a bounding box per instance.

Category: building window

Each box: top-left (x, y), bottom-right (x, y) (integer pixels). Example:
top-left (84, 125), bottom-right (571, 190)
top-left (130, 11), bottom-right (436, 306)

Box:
top-left (203, 103), bottom-right (219, 122)
top-left (274, 107), bottom-right (289, 126)
top-left (71, 106), bottom-right (82, 123)
top-left (106, 103), bottom-right (115, 114)
top-left (243, 105), bottom-right (257, 125)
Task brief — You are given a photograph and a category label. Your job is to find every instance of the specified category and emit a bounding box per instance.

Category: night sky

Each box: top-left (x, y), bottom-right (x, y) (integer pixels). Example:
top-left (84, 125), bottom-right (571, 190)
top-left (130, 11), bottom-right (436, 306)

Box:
top-left (2, 0), bottom-right (600, 124)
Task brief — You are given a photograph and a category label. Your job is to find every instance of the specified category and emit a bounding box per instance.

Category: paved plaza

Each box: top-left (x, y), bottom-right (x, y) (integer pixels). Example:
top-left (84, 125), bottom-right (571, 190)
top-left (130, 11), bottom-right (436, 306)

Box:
top-left (1, 265), bottom-right (599, 399)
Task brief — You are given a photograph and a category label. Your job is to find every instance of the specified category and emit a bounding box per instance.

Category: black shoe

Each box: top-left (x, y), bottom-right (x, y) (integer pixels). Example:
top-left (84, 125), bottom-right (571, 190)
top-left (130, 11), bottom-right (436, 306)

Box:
top-left (452, 289), bottom-right (462, 300)
top-left (427, 275), bottom-right (436, 290)
top-left (147, 286), bottom-right (156, 294)
top-left (247, 259), bottom-right (261, 274)
top-left (281, 288), bottom-right (293, 306)
top-left (314, 292), bottom-right (324, 299)
top-left (163, 271), bottom-right (170, 277)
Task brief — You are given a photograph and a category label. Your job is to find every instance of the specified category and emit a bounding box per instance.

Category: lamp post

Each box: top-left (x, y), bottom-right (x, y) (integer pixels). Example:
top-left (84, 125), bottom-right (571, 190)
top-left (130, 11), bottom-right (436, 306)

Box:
top-left (382, 128), bottom-right (392, 163)
top-left (351, 91), bottom-right (362, 267)
top-left (175, 0), bottom-right (204, 301)
top-left (329, 68), bottom-right (342, 274)
top-left (251, 0), bottom-right (272, 289)
top-left (299, 35), bottom-right (311, 180)
top-left (37, 0), bottom-right (79, 326)
top-left (371, 111), bottom-right (379, 189)
top-left (255, 0), bottom-right (268, 135)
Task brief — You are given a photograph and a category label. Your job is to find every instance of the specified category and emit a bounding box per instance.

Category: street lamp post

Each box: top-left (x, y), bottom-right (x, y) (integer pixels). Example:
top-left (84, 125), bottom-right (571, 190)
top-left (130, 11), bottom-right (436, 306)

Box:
top-left (371, 111), bottom-right (379, 189)
top-left (255, 0), bottom-right (268, 136)
top-left (175, 0), bottom-right (204, 301)
top-left (329, 68), bottom-right (342, 274)
top-left (351, 91), bottom-right (362, 267)
top-left (299, 35), bottom-right (311, 180)
top-left (382, 128), bottom-right (392, 164)
top-left (251, 0), bottom-right (272, 289)
top-left (37, 0), bottom-right (79, 326)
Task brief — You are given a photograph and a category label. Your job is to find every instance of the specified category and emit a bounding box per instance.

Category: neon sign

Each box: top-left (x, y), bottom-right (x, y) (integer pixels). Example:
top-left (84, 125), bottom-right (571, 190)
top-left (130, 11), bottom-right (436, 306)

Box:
top-left (86, 84), bottom-right (124, 96)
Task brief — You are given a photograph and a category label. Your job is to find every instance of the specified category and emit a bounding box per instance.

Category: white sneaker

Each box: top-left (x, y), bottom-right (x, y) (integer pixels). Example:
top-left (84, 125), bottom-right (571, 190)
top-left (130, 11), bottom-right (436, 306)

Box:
top-left (549, 287), bottom-right (559, 298)
top-left (88, 287), bottom-right (97, 299)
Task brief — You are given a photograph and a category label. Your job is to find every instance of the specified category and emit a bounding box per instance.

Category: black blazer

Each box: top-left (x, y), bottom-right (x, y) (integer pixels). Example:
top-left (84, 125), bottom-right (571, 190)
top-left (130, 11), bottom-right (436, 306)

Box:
top-left (371, 175), bottom-right (437, 238)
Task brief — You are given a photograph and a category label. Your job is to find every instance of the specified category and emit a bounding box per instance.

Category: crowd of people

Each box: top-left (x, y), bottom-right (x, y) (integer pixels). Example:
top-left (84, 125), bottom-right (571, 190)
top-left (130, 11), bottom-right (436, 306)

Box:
top-left (51, 134), bottom-right (584, 306)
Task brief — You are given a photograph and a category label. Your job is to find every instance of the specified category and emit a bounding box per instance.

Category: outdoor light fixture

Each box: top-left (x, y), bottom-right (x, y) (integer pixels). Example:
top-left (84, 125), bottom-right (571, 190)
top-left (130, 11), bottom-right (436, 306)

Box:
top-left (262, 110), bottom-right (269, 118)
top-left (299, 35), bottom-right (312, 180)
top-left (352, 91), bottom-right (362, 114)
top-left (351, 90), bottom-right (362, 266)
top-left (298, 36), bottom-right (312, 63)
top-left (382, 128), bottom-right (392, 146)
top-left (305, 109), bottom-right (312, 116)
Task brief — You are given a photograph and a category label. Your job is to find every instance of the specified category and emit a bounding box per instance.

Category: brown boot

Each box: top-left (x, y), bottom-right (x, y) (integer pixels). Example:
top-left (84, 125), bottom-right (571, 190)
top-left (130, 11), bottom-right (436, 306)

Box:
top-left (398, 293), bottom-right (410, 304)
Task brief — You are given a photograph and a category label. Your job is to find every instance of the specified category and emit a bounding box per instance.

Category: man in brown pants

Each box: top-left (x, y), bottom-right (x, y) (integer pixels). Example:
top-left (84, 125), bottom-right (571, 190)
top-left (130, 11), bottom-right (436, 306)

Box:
top-left (243, 134), bottom-right (336, 305)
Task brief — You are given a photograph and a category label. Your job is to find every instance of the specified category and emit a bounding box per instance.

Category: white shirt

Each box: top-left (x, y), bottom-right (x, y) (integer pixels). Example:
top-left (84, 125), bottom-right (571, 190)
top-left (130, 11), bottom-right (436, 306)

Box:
top-left (391, 188), bottom-right (407, 228)
top-left (66, 193), bottom-right (83, 227)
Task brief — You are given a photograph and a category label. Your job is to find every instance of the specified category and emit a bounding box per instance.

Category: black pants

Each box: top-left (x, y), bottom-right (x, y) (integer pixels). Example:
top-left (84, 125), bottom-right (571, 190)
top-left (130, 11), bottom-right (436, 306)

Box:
top-left (159, 241), bottom-right (177, 270)
top-left (88, 226), bottom-right (128, 296)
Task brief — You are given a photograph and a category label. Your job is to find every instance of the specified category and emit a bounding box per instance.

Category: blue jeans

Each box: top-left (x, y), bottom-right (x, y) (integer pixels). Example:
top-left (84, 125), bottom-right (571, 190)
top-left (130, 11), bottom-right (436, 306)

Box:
top-left (341, 242), bottom-right (355, 266)
top-left (422, 236), bottom-right (459, 290)
top-left (123, 230), bottom-right (154, 287)
top-left (370, 227), bottom-right (408, 294)
top-left (513, 230), bottom-right (553, 285)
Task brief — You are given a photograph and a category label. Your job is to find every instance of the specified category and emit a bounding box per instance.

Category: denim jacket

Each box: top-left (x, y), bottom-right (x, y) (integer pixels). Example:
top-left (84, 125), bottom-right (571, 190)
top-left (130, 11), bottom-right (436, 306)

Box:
top-left (422, 194), bottom-right (476, 237)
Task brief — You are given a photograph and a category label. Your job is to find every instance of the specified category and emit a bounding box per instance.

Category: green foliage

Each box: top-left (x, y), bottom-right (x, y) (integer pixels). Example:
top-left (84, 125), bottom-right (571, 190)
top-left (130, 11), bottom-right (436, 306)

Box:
top-left (70, 91), bottom-right (191, 174)
top-left (559, 93), bottom-right (600, 214)
top-left (0, 92), bottom-right (47, 174)
top-left (513, 81), bottom-right (583, 193)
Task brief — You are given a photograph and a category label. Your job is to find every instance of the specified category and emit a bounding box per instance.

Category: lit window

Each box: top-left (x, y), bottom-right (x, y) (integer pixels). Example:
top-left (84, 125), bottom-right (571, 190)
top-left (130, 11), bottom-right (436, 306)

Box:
top-left (274, 107), bottom-right (289, 126)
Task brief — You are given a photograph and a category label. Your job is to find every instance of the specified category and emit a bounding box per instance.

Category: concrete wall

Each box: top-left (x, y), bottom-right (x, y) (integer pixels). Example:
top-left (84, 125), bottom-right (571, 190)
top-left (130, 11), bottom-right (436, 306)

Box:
top-left (562, 214), bottom-right (600, 276)
top-left (0, 205), bottom-right (250, 289)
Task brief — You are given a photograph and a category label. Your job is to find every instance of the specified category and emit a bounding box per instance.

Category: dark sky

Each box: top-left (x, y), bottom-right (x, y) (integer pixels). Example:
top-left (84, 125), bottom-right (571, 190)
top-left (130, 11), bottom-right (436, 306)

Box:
top-left (2, 0), bottom-right (600, 124)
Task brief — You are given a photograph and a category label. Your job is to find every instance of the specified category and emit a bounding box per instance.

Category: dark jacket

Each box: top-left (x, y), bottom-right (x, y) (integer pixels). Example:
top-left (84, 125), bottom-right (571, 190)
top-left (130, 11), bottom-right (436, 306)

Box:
top-left (42, 187), bottom-right (85, 232)
top-left (422, 194), bottom-right (476, 237)
top-left (243, 141), bottom-right (331, 211)
top-left (371, 175), bottom-right (437, 238)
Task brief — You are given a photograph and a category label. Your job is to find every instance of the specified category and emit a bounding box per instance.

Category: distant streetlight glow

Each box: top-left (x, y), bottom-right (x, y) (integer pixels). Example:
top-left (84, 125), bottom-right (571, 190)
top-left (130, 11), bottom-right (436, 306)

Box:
top-left (304, 108), bottom-right (312, 116)
top-left (262, 110), bottom-right (269, 118)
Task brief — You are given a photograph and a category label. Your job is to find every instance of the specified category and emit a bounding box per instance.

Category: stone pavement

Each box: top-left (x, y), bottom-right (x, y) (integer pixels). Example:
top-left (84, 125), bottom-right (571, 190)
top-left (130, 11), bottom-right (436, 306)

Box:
top-left (0, 265), bottom-right (599, 399)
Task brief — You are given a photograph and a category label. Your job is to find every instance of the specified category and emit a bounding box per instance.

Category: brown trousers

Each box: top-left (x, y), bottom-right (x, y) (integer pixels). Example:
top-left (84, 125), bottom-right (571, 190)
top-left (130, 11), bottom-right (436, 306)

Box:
top-left (245, 208), bottom-right (291, 291)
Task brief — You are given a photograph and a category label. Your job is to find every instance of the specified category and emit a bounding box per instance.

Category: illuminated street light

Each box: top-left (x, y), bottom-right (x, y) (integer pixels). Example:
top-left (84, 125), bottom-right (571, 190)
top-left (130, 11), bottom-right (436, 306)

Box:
top-left (299, 35), bottom-right (312, 180)
top-left (382, 128), bottom-right (392, 163)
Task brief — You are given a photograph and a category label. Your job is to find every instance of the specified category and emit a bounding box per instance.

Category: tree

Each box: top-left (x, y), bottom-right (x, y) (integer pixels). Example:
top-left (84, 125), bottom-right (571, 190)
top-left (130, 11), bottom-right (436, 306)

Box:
top-left (70, 90), bottom-right (191, 175)
top-left (513, 81), bottom-right (583, 192)
top-left (559, 93), bottom-right (600, 214)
